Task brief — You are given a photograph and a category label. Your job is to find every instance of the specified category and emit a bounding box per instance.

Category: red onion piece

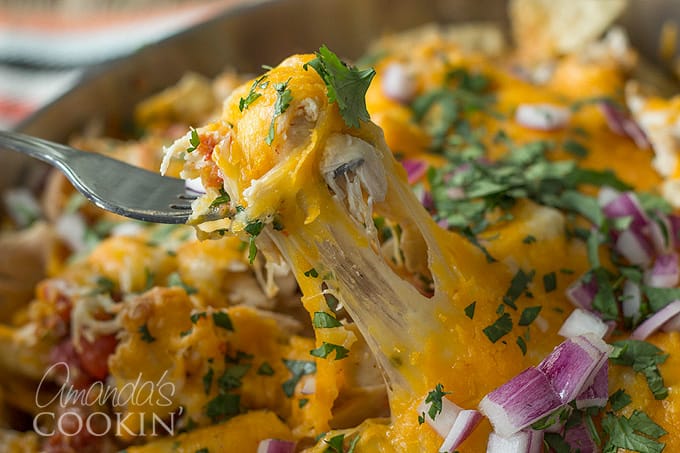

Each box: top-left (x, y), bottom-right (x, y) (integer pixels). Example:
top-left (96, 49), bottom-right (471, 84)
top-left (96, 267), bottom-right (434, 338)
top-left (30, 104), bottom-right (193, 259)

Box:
top-left (614, 228), bottom-right (654, 266)
top-left (565, 276), bottom-right (598, 311)
top-left (597, 186), bottom-right (621, 208)
top-left (479, 367), bottom-right (564, 437)
top-left (417, 396), bottom-right (462, 438)
top-left (185, 177), bottom-right (207, 194)
top-left (599, 101), bottom-right (650, 149)
top-left (401, 159), bottom-right (428, 184)
top-left (486, 429), bottom-right (544, 453)
top-left (256, 439), bottom-right (296, 453)
top-left (621, 279), bottom-right (642, 323)
top-left (648, 214), bottom-right (673, 253)
top-left (439, 409), bottom-right (483, 452)
top-left (515, 103), bottom-right (571, 131)
top-left (537, 334), bottom-right (610, 404)
top-left (558, 308), bottom-right (609, 339)
top-left (575, 361), bottom-right (609, 409)
top-left (602, 192), bottom-right (649, 230)
top-left (564, 421), bottom-right (598, 453)
top-left (631, 300), bottom-right (680, 340)
top-left (381, 62), bottom-right (417, 103)
top-left (669, 214), bottom-right (680, 246)
top-left (644, 253), bottom-right (680, 288)
top-left (661, 311), bottom-right (680, 332)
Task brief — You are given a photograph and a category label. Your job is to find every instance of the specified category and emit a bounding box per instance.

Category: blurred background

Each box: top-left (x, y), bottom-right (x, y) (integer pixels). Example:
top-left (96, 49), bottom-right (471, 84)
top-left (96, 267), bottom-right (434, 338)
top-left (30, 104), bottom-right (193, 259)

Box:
top-left (0, 0), bottom-right (253, 129)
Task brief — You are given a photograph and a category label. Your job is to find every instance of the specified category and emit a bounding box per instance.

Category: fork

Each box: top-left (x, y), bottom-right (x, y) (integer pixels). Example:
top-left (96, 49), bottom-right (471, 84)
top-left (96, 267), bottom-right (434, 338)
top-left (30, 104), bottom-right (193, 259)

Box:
top-left (0, 130), bottom-right (195, 224)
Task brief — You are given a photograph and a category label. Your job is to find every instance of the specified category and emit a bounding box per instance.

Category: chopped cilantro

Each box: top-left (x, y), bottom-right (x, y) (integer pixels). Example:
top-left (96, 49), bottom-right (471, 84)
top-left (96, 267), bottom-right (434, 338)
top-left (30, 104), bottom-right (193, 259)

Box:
top-left (282, 359), bottom-right (316, 397)
top-left (543, 272), bottom-right (557, 293)
top-left (138, 324), bottom-right (155, 343)
top-left (644, 285), bottom-right (680, 312)
top-left (239, 74), bottom-right (267, 112)
top-left (217, 364), bottom-right (250, 391)
top-left (602, 410), bottom-right (667, 453)
top-left (195, 449), bottom-right (209, 453)
top-left (610, 340), bottom-right (669, 400)
top-left (503, 269), bottom-right (535, 309)
top-left (544, 432), bottom-right (572, 453)
top-left (313, 312), bottom-right (342, 328)
top-left (424, 383), bottom-right (451, 421)
top-left (518, 306), bottom-right (542, 326)
top-left (298, 398), bottom-right (309, 408)
top-left (186, 127), bottom-right (200, 153)
top-left (562, 139), bottom-right (589, 158)
top-left (483, 313), bottom-right (513, 343)
top-left (516, 336), bottom-right (527, 355)
top-left (324, 434), bottom-right (346, 453)
top-left (248, 237), bottom-right (258, 264)
top-left (209, 188), bottom-right (231, 208)
top-left (202, 367), bottom-right (214, 395)
top-left (304, 45), bottom-right (375, 128)
top-left (304, 268), bottom-right (319, 278)
top-left (266, 78), bottom-right (293, 145)
top-left (464, 301), bottom-right (476, 319)
top-left (522, 235), bottom-right (536, 244)
top-left (191, 312), bottom-right (207, 324)
top-left (310, 342), bottom-right (350, 360)
top-left (212, 312), bottom-right (234, 331)
top-left (257, 362), bottom-right (275, 376)
top-left (609, 388), bottom-right (632, 411)
top-left (204, 393), bottom-right (241, 422)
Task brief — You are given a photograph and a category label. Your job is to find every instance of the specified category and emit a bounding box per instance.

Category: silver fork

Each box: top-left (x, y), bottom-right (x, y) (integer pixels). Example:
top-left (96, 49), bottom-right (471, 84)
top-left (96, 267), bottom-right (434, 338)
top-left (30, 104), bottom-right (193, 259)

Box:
top-left (1, 130), bottom-right (195, 224)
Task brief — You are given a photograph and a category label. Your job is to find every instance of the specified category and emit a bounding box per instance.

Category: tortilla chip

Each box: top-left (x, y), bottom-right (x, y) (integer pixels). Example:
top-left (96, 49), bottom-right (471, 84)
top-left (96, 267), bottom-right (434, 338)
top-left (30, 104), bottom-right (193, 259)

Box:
top-left (510, 0), bottom-right (628, 59)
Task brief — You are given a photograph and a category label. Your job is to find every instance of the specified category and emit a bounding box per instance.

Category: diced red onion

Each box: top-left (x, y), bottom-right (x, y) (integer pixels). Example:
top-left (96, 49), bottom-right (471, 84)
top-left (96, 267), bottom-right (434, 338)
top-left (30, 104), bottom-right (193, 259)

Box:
top-left (661, 311), bottom-right (680, 332)
top-left (669, 214), bottom-right (680, 246)
top-left (439, 409), bottom-right (483, 452)
top-left (437, 218), bottom-right (449, 229)
top-left (422, 191), bottom-right (434, 211)
top-left (185, 177), bottom-right (207, 194)
top-left (479, 367), bottom-right (564, 437)
top-left (257, 439), bottom-right (296, 453)
top-left (381, 62), bottom-right (417, 103)
top-left (486, 429), bottom-right (544, 453)
top-left (401, 159), bottom-right (428, 184)
top-left (417, 396), bottom-right (462, 438)
top-left (647, 214), bottom-right (673, 253)
top-left (515, 103), bottom-right (571, 131)
top-left (563, 421), bottom-right (598, 453)
top-left (621, 280), bottom-right (642, 323)
top-left (597, 186), bottom-right (621, 208)
top-left (614, 228), bottom-right (654, 266)
top-left (602, 192), bottom-right (649, 230)
top-left (631, 300), bottom-right (680, 340)
top-left (575, 361), bottom-right (609, 409)
top-left (599, 101), bottom-right (650, 149)
top-left (644, 253), bottom-right (680, 288)
top-left (537, 334), bottom-right (610, 404)
top-left (558, 308), bottom-right (609, 339)
top-left (300, 377), bottom-right (316, 395)
top-left (565, 276), bottom-right (598, 311)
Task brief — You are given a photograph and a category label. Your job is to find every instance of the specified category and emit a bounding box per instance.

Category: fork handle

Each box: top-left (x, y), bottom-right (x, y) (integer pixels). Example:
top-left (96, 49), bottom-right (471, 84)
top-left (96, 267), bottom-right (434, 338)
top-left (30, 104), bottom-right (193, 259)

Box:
top-left (0, 130), bottom-right (75, 171)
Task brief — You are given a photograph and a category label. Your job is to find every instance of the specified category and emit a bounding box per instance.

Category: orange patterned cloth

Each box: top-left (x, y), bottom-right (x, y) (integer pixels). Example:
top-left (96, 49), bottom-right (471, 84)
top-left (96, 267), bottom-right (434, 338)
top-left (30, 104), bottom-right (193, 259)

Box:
top-left (0, 0), bottom-right (247, 129)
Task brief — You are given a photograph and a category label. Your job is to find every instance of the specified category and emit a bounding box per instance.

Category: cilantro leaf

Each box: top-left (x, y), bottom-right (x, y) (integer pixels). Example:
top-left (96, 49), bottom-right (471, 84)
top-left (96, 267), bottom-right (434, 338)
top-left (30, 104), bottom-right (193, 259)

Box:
top-left (424, 383), bottom-right (451, 421)
top-left (609, 388), bottom-right (632, 411)
top-left (266, 78), bottom-right (293, 145)
top-left (187, 127), bottom-right (200, 153)
top-left (312, 312), bottom-right (342, 328)
top-left (167, 272), bottom-right (198, 295)
top-left (483, 313), bottom-right (513, 343)
top-left (304, 45), bottom-right (375, 128)
top-left (503, 269), bottom-right (535, 309)
top-left (204, 393), bottom-right (241, 422)
top-left (239, 74), bottom-right (267, 112)
top-left (602, 410), bottom-right (666, 453)
top-left (257, 362), bottom-right (275, 376)
top-left (310, 342), bottom-right (350, 360)
top-left (282, 359), bottom-right (316, 397)
top-left (610, 340), bottom-right (669, 399)
top-left (138, 324), bottom-right (156, 343)
top-left (518, 306), bottom-right (542, 326)
top-left (212, 311), bottom-right (234, 331)
top-left (464, 301), bottom-right (476, 319)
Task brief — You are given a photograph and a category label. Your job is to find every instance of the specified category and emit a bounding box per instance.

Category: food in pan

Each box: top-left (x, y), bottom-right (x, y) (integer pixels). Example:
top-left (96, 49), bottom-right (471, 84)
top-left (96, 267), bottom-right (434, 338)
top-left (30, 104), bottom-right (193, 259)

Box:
top-left (2, 0), bottom-right (680, 451)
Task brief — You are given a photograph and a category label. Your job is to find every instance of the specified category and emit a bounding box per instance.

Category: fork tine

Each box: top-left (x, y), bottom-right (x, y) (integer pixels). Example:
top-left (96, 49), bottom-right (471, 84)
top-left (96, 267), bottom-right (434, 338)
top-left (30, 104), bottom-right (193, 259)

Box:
top-left (177, 194), bottom-right (198, 200)
top-left (169, 203), bottom-right (193, 210)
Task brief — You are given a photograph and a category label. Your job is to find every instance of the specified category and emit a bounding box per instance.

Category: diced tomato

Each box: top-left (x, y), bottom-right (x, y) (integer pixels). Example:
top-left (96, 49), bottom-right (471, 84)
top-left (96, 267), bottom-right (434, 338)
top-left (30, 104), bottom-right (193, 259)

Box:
top-left (77, 334), bottom-right (118, 380)
top-left (48, 339), bottom-right (92, 390)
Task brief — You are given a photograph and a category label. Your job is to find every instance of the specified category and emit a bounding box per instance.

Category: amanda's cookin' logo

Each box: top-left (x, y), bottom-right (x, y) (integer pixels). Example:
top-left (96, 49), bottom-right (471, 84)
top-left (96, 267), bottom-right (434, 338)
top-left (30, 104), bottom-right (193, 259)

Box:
top-left (33, 362), bottom-right (181, 437)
